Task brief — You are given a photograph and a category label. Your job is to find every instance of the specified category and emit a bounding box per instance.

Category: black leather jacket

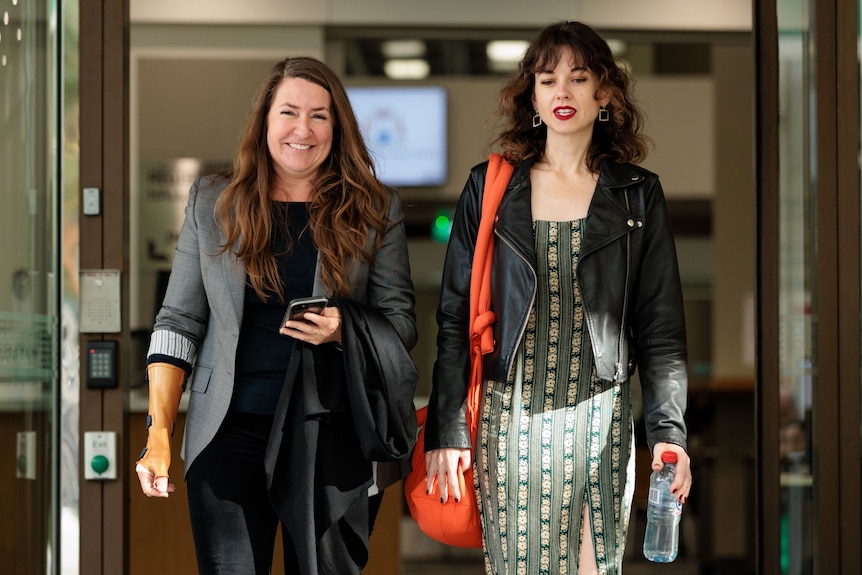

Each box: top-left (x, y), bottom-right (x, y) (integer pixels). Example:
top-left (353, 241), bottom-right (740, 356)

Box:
top-left (425, 158), bottom-right (688, 453)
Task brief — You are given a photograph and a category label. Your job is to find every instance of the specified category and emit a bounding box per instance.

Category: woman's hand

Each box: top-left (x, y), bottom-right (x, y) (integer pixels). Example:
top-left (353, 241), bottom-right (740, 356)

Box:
top-left (280, 306), bottom-right (342, 346)
top-left (425, 447), bottom-right (472, 503)
top-left (135, 464), bottom-right (176, 498)
top-left (652, 442), bottom-right (691, 504)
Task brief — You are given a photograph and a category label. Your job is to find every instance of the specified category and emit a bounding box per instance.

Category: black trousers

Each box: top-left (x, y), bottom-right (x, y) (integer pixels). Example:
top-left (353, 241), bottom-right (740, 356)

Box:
top-left (186, 411), bottom-right (383, 575)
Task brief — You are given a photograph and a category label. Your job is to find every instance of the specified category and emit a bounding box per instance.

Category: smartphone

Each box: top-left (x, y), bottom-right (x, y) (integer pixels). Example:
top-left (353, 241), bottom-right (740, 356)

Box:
top-left (281, 296), bottom-right (328, 328)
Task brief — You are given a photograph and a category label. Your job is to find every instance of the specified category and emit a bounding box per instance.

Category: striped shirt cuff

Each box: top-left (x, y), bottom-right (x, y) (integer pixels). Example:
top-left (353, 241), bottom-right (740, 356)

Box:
top-left (147, 329), bottom-right (197, 367)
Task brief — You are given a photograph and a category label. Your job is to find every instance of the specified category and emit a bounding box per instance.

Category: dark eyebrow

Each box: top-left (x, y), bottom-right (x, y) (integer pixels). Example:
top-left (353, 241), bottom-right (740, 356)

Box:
top-left (537, 65), bottom-right (589, 75)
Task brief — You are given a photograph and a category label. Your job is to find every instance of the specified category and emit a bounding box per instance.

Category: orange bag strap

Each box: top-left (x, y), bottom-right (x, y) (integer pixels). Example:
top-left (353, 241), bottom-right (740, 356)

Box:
top-left (466, 153), bottom-right (514, 443)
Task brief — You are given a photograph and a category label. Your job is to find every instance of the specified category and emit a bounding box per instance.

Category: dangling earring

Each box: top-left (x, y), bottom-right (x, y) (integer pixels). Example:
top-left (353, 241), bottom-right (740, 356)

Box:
top-left (599, 104), bottom-right (610, 122)
top-left (532, 110), bottom-right (542, 128)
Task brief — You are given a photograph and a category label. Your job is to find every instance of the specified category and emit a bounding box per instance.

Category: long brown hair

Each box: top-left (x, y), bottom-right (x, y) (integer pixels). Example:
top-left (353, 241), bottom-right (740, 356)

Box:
top-left (494, 21), bottom-right (650, 171)
top-left (214, 57), bottom-right (389, 300)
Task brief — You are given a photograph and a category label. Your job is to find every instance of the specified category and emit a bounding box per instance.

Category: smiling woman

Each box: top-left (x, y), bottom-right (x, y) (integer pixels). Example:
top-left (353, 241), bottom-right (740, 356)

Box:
top-left (134, 56), bottom-right (418, 575)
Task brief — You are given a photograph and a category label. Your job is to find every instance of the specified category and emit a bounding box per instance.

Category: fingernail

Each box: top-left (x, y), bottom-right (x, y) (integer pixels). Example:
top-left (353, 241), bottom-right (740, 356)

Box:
top-left (425, 489), bottom-right (430, 495)
top-left (454, 498), bottom-right (460, 503)
top-left (440, 497), bottom-right (444, 503)
top-left (682, 496), bottom-right (687, 504)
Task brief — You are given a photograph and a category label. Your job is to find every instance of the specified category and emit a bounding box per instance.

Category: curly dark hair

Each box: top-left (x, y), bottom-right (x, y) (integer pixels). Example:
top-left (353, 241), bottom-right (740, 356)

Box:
top-left (493, 21), bottom-right (650, 170)
top-left (214, 57), bottom-right (388, 300)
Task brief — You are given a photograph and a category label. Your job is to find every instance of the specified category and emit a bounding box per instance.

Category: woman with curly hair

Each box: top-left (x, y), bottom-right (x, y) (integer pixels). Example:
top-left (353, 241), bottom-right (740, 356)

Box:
top-left (424, 21), bottom-right (691, 574)
top-left (135, 57), bottom-right (417, 574)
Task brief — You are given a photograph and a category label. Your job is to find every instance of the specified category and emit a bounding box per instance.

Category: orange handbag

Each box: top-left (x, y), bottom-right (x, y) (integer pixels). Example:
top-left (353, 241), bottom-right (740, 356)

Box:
top-left (404, 153), bottom-right (513, 548)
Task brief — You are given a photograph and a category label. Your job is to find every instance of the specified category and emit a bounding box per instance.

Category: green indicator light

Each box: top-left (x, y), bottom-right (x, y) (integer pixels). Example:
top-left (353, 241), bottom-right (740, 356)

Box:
top-left (431, 212), bottom-right (452, 243)
top-left (17, 455), bottom-right (27, 474)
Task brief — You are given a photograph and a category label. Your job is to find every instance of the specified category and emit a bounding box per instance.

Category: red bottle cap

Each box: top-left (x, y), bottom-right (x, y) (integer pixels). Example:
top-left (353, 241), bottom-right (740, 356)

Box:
top-left (661, 451), bottom-right (678, 464)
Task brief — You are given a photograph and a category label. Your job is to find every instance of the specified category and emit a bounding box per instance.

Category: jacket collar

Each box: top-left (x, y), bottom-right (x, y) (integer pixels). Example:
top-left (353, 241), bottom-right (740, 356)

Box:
top-left (506, 156), bottom-right (646, 190)
top-left (583, 160), bottom-right (645, 256)
top-left (494, 158), bottom-right (537, 265)
top-left (597, 158), bottom-right (647, 188)
top-left (494, 157), bottom-right (645, 263)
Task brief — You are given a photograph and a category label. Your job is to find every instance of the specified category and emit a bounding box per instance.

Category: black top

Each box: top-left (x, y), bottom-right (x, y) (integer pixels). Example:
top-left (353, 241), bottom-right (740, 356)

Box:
top-left (231, 202), bottom-right (318, 414)
top-left (265, 298), bottom-right (419, 575)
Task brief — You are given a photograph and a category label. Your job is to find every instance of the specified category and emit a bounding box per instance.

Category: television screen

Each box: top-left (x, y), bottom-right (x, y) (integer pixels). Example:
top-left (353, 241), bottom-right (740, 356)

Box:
top-left (346, 86), bottom-right (447, 187)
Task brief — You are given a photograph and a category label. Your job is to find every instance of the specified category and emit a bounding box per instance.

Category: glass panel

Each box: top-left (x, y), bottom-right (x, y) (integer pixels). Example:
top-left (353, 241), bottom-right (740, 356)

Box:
top-left (60, 1), bottom-right (80, 572)
top-left (777, 2), bottom-right (815, 574)
top-left (0, 0), bottom-right (60, 571)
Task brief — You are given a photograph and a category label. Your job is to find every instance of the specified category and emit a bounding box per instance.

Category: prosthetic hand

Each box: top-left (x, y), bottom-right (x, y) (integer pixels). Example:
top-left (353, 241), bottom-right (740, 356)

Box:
top-left (135, 362), bottom-right (185, 497)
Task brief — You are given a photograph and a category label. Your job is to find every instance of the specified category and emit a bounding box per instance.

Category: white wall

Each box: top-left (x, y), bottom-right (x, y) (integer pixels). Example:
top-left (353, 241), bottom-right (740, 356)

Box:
top-left (130, 0), bottom-right (752, 31)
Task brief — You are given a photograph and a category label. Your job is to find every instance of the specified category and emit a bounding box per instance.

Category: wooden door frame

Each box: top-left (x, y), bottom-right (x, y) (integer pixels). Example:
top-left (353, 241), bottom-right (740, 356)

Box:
top-left (835, 0), bottom-right (862, 572)
top-left (753, 1), bottom-right (781, 573)
top-left (809, 0), bottom-right (861, 571)
top-left (78, 1), bottom-right (130, 573)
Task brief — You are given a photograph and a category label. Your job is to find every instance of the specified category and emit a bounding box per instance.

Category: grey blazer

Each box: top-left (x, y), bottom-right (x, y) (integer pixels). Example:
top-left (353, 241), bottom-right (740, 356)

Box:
top-left (147, 174), bottom-right (417, 477)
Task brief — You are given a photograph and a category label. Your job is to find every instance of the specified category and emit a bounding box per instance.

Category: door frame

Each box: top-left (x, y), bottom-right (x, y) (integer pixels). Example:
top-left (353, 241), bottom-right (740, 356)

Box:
top-left (78, 1), bottom-right (130, 573)
top-left (755, 0), bottom-right (861, 573)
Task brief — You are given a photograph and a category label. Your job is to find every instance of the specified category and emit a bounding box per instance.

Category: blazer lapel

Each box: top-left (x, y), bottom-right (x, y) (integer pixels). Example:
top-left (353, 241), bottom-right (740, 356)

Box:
top-left (220, 236), bottom-right (247, 326)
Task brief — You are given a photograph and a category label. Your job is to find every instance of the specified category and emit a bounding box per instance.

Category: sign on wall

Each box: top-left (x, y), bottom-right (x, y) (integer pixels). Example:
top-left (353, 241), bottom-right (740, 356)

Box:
top-left (136, 159), bottom-right (229, 271)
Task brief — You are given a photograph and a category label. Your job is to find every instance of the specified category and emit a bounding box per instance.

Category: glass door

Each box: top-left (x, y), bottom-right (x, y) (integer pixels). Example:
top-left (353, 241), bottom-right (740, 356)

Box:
top-left (767, 0), bottom-right (862, 572)
top-left (776, 3), bottom-right (815, 574)
top-left (0, 0), bottom-right (61, 572)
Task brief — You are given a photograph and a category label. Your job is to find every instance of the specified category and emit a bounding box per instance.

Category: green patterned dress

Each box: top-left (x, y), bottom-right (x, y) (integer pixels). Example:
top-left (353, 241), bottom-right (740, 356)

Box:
top-left (475, 219), bottom-right (635, 575)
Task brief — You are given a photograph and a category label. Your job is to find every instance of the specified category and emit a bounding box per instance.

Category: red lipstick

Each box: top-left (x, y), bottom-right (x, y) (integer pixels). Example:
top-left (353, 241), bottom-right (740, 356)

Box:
top-left (553, 106), bottom-right (575, 120)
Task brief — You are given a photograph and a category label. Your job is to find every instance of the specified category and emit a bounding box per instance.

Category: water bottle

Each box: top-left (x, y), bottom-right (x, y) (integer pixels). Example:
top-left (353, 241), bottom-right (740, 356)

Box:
top-left (643, 451), bottom-right (682, 562)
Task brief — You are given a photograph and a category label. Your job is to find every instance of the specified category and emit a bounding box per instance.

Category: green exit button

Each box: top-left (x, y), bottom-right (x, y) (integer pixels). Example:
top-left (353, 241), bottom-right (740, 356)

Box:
top-left (90, 455), bottom-right (109, 474)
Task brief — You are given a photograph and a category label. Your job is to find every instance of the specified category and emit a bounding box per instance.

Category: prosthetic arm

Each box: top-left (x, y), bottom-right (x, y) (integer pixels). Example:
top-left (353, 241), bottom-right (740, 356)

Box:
top-left (136, 362), bottom-right (186, 481)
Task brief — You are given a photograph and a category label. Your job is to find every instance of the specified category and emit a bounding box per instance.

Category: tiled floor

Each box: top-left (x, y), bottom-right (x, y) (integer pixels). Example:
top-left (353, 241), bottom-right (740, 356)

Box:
top-left (402, 560), bottom-right (482, 575)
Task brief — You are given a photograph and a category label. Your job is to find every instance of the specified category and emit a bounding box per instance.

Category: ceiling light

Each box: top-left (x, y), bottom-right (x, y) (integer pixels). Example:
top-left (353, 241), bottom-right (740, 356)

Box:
top-left (486, 40), bottom-right (529, 64)
top-left (486, 40), bottom-right (529, 72)
top-left (384, 59), bottom-right (430, 80)
top-left (381, 39), bottom-right (426, 59)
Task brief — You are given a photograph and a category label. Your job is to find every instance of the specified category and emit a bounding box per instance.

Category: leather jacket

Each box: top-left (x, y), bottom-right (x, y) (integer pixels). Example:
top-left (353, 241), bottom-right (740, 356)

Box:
top-left (425, 157), bottom-right (688, 453)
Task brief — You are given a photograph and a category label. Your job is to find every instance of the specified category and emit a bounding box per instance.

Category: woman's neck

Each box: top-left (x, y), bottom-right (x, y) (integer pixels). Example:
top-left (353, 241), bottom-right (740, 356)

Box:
top-left (538, 138), bottom-right (594, 178)
top-left (270, 175), bottom-right (315, 202)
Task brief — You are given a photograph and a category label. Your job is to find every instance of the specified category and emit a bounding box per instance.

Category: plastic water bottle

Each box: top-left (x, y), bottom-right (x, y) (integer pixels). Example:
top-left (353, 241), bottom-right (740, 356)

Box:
top-left (643, 451), bottom-right (682, 562)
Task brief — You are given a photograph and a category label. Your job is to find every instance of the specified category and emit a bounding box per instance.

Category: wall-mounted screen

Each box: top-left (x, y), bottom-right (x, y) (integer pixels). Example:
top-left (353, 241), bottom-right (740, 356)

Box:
top-left (346, 86), bottom-right (447, 187)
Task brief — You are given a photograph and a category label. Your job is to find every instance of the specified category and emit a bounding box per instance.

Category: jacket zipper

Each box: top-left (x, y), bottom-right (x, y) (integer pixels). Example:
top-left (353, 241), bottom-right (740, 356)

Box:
top-left (616, 190), bottom-right (633, 382)
top-left (497, 229), bottom-right (537, 380)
